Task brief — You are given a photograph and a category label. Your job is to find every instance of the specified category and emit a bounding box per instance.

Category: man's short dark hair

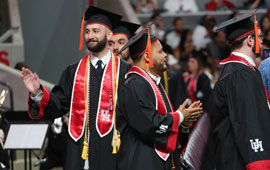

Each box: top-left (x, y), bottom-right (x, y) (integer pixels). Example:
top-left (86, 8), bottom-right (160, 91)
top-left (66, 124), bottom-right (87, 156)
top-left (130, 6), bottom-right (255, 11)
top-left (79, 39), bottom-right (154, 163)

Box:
top-left (151, 11), bottom-right (161, 20)
top-left (173, 17), bottom-right (182, 26)
top-left (229, 32), bottom-right (255, 51)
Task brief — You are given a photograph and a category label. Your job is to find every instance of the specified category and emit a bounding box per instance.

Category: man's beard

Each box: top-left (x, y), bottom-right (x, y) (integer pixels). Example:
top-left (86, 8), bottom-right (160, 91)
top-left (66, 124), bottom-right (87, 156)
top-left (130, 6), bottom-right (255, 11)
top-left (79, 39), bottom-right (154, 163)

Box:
top-left (115, 48), bottom-right (130, 61)
top-left (155, 61), bottom-right (167, 73)
top-left (86, 35), bottom-right (107, 53)
top-left (252, 45), bottom-right (262, 58)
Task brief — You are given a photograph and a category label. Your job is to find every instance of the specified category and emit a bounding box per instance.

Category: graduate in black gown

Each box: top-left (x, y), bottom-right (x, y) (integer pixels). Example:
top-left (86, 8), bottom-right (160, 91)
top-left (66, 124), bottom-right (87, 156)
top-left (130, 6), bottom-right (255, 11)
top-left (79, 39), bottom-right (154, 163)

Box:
top-left (21, 6), bottom-right (131, 170)
top-left (116, 26), bottom-right (203, 170)
top-left (201, 12), bottom-right (270, 170)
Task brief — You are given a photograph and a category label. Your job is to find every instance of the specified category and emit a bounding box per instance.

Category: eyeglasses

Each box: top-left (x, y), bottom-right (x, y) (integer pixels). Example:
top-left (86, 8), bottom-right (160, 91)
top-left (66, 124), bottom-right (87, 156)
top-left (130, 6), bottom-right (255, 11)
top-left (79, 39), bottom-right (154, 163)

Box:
top-left (258, 34), bottom-right (264, 41)
top-left (251, 34), bottom-right (264, 41)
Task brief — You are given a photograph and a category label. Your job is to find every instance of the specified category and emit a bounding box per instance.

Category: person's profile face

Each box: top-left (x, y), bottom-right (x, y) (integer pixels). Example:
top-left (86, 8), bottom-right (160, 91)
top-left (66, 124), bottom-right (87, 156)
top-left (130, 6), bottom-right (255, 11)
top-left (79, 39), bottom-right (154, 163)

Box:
top-left (152, 41), bottom-right (168, 72)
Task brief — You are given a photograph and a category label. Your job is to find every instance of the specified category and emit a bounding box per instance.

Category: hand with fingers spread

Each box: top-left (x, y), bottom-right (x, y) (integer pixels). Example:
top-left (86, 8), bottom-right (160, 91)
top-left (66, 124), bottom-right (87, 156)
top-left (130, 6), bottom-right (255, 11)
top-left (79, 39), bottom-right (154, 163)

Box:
top-left (177, 99), bottom-right (203, 127)
top-left (21, 67), bottom-right (41, 96)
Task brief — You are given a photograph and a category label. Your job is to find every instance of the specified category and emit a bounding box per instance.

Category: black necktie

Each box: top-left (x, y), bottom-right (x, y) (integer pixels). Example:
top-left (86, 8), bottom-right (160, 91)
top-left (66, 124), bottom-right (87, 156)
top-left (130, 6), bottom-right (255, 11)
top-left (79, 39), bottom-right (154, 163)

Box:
top-left (96, 60), bottom-right (103, 77)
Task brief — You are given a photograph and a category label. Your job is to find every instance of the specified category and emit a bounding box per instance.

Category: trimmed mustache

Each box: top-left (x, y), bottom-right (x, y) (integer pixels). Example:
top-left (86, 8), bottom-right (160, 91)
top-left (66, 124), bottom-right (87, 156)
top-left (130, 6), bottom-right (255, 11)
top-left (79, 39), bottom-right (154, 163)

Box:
top-left (86, 39), bottom-right (98, 44)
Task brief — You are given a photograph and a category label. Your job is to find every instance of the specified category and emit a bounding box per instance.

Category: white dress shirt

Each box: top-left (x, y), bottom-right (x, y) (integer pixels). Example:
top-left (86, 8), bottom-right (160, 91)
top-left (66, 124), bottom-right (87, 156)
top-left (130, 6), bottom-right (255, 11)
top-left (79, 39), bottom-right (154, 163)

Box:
top-left (231, 52), bottom-right (256, 67)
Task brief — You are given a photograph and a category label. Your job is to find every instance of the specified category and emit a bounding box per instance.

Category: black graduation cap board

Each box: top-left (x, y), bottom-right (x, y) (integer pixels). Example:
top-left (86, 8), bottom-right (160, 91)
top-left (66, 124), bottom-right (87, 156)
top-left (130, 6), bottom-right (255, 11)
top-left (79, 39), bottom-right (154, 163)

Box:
top-left (214, 12), bottom-right (256, 41)
top-left (116, 23), bottom-right (158, 61)
top-left (84, 6), bottom-right (122, 30)
top-left (113, 21), bottom-right (141, 38)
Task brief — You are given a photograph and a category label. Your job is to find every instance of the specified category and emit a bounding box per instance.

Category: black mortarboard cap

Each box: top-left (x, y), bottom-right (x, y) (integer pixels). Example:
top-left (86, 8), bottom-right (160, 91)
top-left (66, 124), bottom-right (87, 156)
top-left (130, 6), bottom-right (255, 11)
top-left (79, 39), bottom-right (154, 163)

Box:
top-left (113, 21), bottom-right (141, 38)
top-left (214, 12), bottom-right (256, 41)
top-left (84, 6), bottom-right (122, 30)
top-left (117, 24), bottom-right (158, 61)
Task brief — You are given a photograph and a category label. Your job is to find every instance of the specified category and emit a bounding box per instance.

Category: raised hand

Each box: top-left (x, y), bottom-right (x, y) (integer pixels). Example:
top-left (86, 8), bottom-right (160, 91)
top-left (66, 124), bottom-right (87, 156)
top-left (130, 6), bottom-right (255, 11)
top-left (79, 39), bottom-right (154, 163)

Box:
top-left (21, 67), bottom-right (41, 96)
top-left (177, 99), bottom-right (203, 126)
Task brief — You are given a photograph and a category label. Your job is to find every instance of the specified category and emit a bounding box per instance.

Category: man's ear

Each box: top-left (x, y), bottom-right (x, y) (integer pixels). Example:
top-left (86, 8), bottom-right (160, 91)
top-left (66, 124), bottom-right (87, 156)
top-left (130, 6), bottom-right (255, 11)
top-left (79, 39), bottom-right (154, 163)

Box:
top-left (107, 29), bottom-right (113, 40)
top-left (246, 35), bottom-right (254, 48)
top-left (143, 52), bottom-right (149, 63)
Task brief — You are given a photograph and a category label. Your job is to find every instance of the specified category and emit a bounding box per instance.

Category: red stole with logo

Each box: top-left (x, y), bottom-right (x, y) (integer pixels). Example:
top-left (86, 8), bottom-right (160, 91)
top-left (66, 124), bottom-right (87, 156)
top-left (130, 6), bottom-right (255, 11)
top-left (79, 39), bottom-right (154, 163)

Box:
top-left (126, 66), bottom-right (179, 161)
top-left (69, 53), bottom-right (120, 142)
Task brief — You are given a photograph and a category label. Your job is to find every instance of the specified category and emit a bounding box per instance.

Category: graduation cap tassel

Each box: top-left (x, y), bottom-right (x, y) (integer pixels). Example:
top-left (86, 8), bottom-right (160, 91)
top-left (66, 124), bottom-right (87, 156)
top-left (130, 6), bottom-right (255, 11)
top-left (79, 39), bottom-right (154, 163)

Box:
top-left (163, 71), bottom-right (169, 94)
top-left (117, 131), bottom-right (121, 151)
top-left (253, 13), bottom-right (260, 54)
top-left (146, 29), bottom-right (153, 68)
top-left (81, 141), bottom-right (88, 160)
top-left (79, 14), bottom-right (85, 51)
top-left (112, 135), bottom-right (117, 154)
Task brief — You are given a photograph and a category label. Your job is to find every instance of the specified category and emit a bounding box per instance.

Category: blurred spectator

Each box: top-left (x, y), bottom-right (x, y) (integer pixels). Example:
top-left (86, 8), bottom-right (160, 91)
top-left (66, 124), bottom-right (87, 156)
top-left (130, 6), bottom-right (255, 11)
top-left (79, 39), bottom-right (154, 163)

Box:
top-left (229, 10), bottom-right (240, 19)
top-left (150, 12), bottom-right (165, 40)
top-left (39, 116), bottom-right (68, 170)
top-left (259, 57), bottom-right (270, 94)
top-left (163, 0), bottom-right (199, 13)
top-left (192, 15), bottom-right (217, 50)
top-left (14, 62), bottom-right (29, 70)
top-left (135, 0), bottom-right (158, 13)
top-left (165, 17), bottom-right (184, 49)
top-left (200, 49), bottom-right (219, 88)
top-left (256, 29), bottom-right (270, 67)
top-left (184, 51), bottom-right (212, 113)
top-left (160, 41), bottom-right (189, 110)
top-left (263, 29), bottom-right (270, 48)
top-left (244, 0), bottom-right (268, 9)
top-left (206, 0), bottom-right (235, 11)
top-left (206, 30), bottom-right (230, 60)
top-left (260, 15), bottom-right (270, 34)
top-left (174, 29), bottom-right (196, 69)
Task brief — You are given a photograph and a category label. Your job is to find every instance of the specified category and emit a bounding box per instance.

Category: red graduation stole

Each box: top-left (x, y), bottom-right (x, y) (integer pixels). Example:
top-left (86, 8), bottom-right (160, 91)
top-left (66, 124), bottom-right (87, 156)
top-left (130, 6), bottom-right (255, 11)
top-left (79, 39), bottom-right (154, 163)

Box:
top-left (126, 66), bottom-right (179, 161)
top-left (220, 55), bottom-right (270, 109)
top-left (69, 53), bottom-right (120, 141)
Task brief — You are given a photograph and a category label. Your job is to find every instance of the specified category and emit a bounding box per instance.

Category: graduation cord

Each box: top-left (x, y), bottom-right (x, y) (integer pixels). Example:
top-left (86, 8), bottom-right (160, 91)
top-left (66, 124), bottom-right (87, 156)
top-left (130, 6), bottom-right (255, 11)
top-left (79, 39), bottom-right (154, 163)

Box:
top-left (81, 55), bottom-right (90, 169)
top-left (111, 53), bottom-right (121, 154)
top-left (146, 71), bottom-right (176, 170)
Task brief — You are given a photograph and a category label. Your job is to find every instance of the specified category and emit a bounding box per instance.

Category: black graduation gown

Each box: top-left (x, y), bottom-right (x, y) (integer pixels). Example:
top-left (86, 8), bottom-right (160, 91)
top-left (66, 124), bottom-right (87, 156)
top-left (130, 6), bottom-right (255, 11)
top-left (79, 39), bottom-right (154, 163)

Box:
top-left (202, 63), bottom-right (270, 170)
top-left (161, 70), bottom-right (189, 111)
top-left (185, 73), bottom-right (212, 113)
top-left (28, 58), bottom-right (131, 170)
top-left (117, 74), bottom-right (181, 170)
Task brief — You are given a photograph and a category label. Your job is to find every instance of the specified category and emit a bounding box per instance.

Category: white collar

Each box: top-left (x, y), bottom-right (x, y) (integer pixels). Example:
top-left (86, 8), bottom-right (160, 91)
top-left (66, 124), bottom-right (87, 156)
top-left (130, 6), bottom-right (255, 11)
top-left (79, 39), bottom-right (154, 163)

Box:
top-left (148, 72), bottom-right (161, 85)
top-left (91, 50), bottom-right (111, 69)
top-left (231, 52), bottom-right (256, 67)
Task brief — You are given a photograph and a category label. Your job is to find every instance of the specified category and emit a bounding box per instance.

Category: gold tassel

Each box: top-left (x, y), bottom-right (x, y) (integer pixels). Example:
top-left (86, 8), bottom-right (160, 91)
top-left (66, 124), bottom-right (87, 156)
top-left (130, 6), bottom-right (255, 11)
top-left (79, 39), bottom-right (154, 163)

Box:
top-left (163, 71), bottom-right (169, 94)
top-left (117, 131), bottom-right (121, 150)
top-left (81, 141), bottom-right (88, 160)
top-left (112, 135), bottom-right (117, 154)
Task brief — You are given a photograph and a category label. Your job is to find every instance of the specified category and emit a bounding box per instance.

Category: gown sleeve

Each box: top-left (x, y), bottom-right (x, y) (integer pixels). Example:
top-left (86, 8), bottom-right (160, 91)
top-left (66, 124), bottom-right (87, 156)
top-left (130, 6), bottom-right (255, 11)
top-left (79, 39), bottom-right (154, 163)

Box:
top-left (226, 68), bottom-right (270, 169)
top-left (28, 64), bottom-right (75, 120)
top-left (120, 77), bottom-right (180, 152)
